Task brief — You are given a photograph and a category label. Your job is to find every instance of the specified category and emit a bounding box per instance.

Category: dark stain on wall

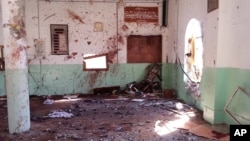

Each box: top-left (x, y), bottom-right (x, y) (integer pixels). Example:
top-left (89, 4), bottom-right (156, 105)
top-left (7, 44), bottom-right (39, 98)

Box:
top-left (118, 34), bottom-right (124, 44)
top-left (87, 41), bottom-right (91, 45)
top-left (64, 52), bottom-right (78, 61)
top-left (102, 36), bottom-right (120, 63)
top-left (87, 71), bottom-right (101, 88)
top-left (66, 9), bottom-right (84, 24)
top-left (12, 46), bottom-right (24, 61)
top-left (122, 24), bottom-right (129, 31)
top-left (43, 13), bottom-right (56, 21)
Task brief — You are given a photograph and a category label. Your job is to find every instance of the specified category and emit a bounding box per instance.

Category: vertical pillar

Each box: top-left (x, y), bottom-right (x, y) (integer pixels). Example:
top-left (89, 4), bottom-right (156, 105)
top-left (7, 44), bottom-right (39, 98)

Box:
top-left (1, 0), bottom-right (30, 133)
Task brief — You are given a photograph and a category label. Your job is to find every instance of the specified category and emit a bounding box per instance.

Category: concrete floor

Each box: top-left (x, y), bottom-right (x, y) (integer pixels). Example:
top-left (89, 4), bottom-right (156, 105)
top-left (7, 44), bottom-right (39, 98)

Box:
top-left (0, 94), bottom-right (229, 141)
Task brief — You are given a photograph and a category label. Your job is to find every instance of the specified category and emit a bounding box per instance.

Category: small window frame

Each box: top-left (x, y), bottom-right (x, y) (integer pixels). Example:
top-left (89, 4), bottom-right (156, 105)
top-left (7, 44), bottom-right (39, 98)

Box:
top-left (50, 24), bottom-right (69, 55)
top-left (83, 53), bottom-right (109, 71)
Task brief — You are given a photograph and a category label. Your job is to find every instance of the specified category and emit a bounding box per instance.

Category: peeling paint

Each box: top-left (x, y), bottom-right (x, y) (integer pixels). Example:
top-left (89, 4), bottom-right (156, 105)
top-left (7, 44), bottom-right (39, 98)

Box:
top-left (4, 12), bottom-right (26, 39)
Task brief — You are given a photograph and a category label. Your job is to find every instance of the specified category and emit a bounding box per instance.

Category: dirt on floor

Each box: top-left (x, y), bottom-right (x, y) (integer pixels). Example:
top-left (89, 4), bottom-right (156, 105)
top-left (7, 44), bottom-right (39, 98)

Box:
top-left (0, 94), bottom-right (229, 141)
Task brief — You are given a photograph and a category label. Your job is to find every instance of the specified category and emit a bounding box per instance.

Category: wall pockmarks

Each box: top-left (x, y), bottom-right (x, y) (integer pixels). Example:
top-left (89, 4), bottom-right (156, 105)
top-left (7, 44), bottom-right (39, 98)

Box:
top-left (121, 24), bottom-right (129, 31)
top-left (87, 41), bottom-right (91, 45)
top-left (102, 36), bottom-right (119, 63)
top-left (66, 9), bottom-right (84, 24)
top-left (64, 52), bottom-right (78, 61)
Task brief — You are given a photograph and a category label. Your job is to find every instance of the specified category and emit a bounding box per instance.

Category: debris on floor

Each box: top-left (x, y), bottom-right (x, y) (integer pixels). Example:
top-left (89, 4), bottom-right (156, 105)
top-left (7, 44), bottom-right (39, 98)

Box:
top-left (121, 63), bottom-right (163, 97)
top-left (0, 94), bottom-right (229, 140)
top-left (43, 98), bottom-right (54, 105)
top-left (93, 86), bottom-right (120, 95)
top-left (45, 110), bottom-right (74, 118)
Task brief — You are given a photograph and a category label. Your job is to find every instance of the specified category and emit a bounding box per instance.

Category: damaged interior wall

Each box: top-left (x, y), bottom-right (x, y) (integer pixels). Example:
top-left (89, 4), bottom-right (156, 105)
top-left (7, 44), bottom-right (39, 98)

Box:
top-left (216, 0), bottom-right (250, 125)
top-left (1, 0), bottom-right (249, 127)
top-left (0, 0), bottom-right (167, 95)
top-left (165, 0), bottom-right (250, 126)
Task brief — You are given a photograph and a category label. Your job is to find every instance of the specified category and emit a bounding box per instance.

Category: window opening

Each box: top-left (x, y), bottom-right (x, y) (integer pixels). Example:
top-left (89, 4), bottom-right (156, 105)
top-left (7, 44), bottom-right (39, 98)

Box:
top-left (50, 24), bottom-right (69, 55)
top-left (184, 19), bottom-right (203, 98)
top-left (83, 53), bottom-right (108, 71)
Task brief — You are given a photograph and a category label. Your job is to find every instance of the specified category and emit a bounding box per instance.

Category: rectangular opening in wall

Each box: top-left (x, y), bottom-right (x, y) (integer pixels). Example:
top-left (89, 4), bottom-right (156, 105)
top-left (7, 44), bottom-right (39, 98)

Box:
top-left (127, 35), bottom-right (162, 63)
top-left (0, 45), bottom-right (4, 71)
top-left (50, 24), bottom-right (69, 55)
top-left (83, 54), bottom-right (108, 71)
top-left (207, 0), bottom-right (219, 13)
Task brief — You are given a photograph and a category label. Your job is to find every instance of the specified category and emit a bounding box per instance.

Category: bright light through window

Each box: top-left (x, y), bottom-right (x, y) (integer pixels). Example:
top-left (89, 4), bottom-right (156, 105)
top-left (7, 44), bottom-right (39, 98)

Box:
top-left (83, 54), bottom-right (108, 71)
top-left (184, 18), bottom-right (203, 83)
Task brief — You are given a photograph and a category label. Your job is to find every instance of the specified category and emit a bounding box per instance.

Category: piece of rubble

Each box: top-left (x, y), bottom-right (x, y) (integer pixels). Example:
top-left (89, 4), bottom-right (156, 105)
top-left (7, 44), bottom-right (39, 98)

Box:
top-left (43, 98), bottom-right (54, 105)
top-left (45, 110), bottom-right (73, 118)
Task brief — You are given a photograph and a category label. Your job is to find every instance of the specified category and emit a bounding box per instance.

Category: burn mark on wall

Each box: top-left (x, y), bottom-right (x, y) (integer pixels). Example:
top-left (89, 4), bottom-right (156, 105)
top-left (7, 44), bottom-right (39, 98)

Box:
top-left (66, 9), bottom-right (84, 24)
top-left (64, 52), bottom-right (78, 61)
top-left (43, 13), bottom-right (56, 21)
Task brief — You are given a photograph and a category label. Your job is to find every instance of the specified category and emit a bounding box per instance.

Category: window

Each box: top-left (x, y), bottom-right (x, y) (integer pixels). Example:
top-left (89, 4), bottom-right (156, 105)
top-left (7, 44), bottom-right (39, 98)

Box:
top-left (50, 24), bottom-right (69, 55)
top-left (83, 54), bottom-right (108, 71)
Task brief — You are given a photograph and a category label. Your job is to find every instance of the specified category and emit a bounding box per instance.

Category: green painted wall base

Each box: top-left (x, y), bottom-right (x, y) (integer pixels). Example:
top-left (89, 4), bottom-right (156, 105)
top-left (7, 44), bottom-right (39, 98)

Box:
top-left (1, 63), bottom-right (250, 125)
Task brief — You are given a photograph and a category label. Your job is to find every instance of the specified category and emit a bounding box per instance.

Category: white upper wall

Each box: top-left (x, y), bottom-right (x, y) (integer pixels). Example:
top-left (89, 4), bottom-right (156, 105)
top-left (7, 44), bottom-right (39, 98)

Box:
top-left (23, 0), bottom-right (167, 64)
top-left (0, 2), bottom-right (3, 45)
top-left (217, 0), bottom-right (250, 69)
top-left (175, 0), bottom-right (207, 64)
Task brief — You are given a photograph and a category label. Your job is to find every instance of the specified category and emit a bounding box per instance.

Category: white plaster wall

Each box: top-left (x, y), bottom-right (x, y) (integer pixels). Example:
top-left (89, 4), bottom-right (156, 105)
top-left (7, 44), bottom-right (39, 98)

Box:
top-left (25, 0), bottom-right (39, 59)
top-left (204, 9), bottom-right (218, 67)
top-left (175, 0), bottom-right (207, 64)
top-left (117, 1), bottom-right (166, 63)
top-left (24, 0), bottom-right (167, 65)
top-left (0, 2), bottom-right (3, 45)
top-left (217, 0), bottom-right (250, 69)
top-left (26, 1), bottom-right (117, 64)
top-left (164, 0), bottom-right (178, 63)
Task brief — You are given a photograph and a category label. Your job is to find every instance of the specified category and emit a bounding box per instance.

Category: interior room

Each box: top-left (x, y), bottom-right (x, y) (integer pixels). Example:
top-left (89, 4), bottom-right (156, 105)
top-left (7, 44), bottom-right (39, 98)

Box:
top-left (0, 0), bottom-right (248, 140)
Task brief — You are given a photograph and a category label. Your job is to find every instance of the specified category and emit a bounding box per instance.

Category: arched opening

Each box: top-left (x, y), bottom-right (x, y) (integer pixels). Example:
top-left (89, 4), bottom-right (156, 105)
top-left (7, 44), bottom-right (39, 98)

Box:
top-left (184, 19), bottom-right (203, 98)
